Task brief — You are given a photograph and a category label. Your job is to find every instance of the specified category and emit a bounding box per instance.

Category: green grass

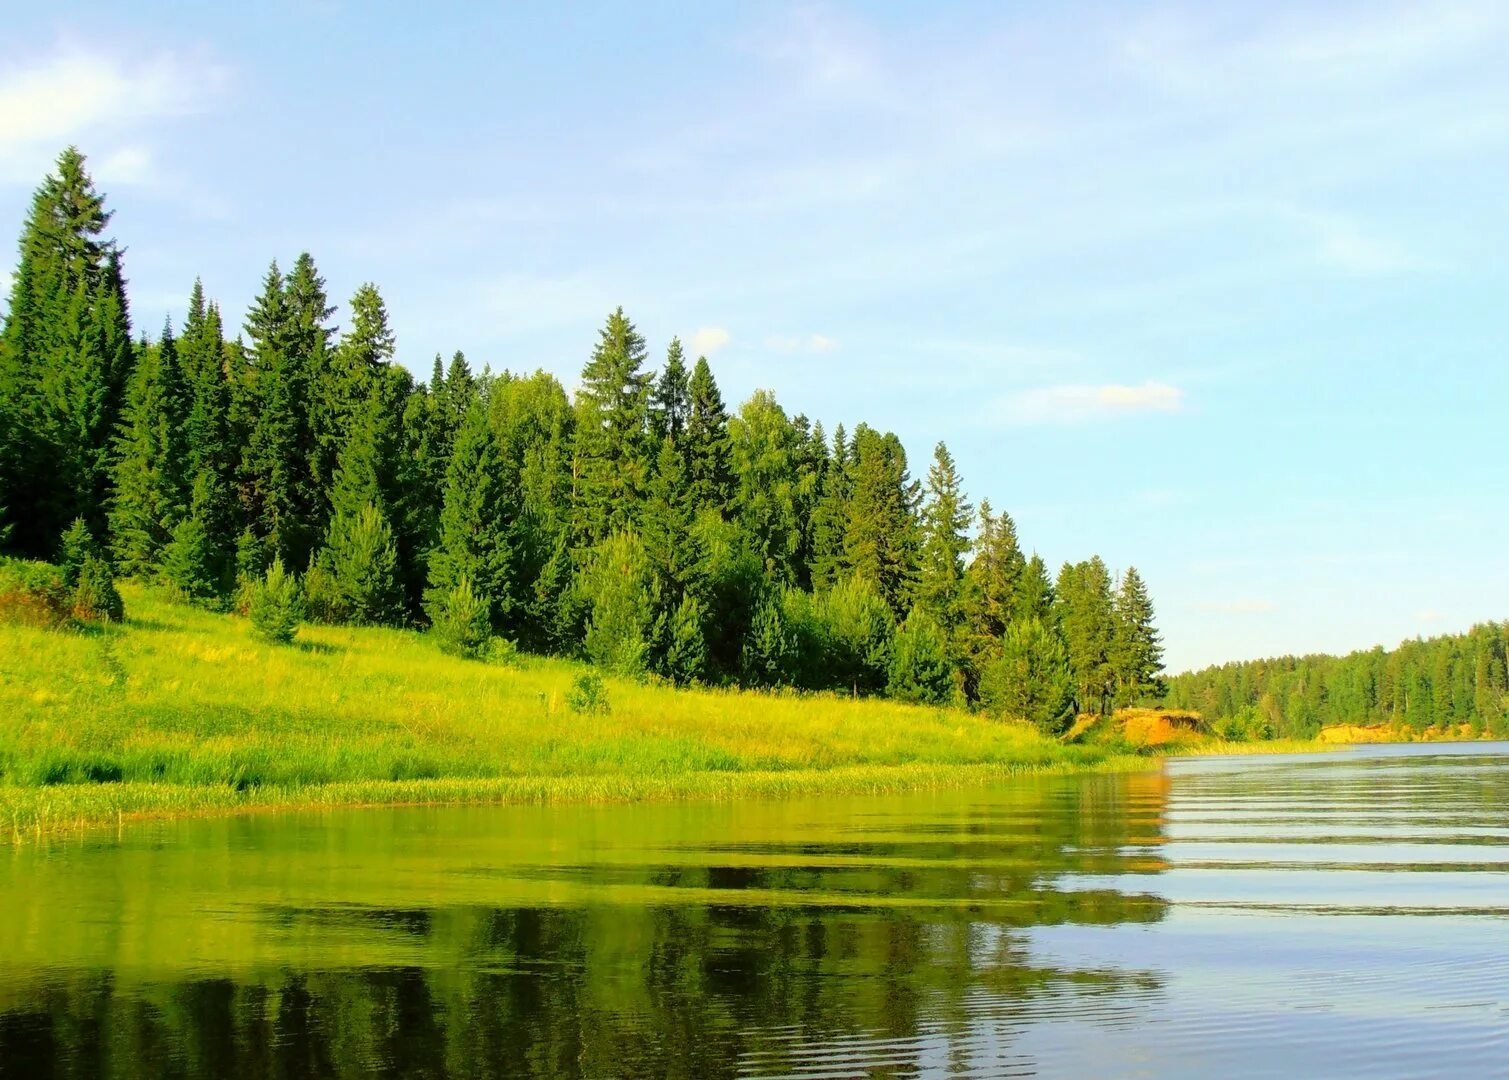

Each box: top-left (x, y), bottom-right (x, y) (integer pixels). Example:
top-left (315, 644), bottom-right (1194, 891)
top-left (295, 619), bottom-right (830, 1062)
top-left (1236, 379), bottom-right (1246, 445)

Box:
top-left (0, 585), bottom-right (1180, 839)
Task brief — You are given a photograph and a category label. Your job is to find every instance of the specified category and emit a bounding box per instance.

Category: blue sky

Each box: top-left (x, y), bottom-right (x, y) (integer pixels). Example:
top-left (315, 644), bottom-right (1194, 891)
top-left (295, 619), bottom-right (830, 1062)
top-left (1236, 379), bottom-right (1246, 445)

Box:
top-left (3, 1), bottom-right (1507, 671)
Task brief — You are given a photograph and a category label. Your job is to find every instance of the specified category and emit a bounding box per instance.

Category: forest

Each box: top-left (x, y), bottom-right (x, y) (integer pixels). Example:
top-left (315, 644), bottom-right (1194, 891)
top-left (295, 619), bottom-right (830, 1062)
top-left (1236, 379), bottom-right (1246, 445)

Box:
top-left (0, 148), bottom-right (1164, 727)
top-left (1167, 622), bottom-right (1509, 739)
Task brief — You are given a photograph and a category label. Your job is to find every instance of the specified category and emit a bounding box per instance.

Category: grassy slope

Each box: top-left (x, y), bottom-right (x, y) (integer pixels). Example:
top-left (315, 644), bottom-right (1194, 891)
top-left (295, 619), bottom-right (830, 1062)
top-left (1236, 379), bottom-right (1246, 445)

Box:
top-left (1, 586), bottom-right (1153, 838)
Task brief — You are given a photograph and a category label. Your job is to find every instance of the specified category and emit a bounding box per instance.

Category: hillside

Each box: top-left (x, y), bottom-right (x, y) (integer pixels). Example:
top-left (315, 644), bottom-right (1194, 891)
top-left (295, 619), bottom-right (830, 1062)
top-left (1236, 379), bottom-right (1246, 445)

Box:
top-left (0, 586), bottom-right (1154, 839)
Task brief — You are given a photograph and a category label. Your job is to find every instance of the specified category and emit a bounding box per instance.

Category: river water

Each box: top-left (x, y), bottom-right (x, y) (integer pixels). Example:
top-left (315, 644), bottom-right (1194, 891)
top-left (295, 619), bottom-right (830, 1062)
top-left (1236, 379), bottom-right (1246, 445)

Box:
top-left (1, 743), bottom-right (1506, 1077)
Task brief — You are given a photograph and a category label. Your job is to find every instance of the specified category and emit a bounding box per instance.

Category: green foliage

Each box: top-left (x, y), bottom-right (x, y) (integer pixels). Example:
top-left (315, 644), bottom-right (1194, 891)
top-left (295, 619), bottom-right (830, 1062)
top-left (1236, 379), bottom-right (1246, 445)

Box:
top-left (661, 595), bottom-right (707, 685)
top-left (249, 557), bottom-right (303, 645)
top-left (566, 671), bottom-right (611, 715)
top-left (0, 557), bottom-right (71, 627)
top-left (322, 503), bottom-right (402, 626)
top-left (1055, 557), bottom-right (1116, 717)
top-left (1111, 567), bottom-right (1164, 706)
top-left (578, 532), bottom-right (658, 676)
top-left (820, 575), bottom-right (895, 696)
top-left (843, 424), bottom-right (917, 617)
top-left (109, 324), bottom-right (186, 577)
top-left (58, 518), bottom-right (97, 588)
top-left (980, 618), bottom-right (1075, 734)
top-left (161, 514), bottom-right (221, 608)
top-left (431, 575), bottom-right (493, 660)
top-left (887, 608), bottom-right (955, 705)
top-left (1169, 621), bottom-right (1509, 740)
top-left (72, 554), bottom-right (124, 623)
top-left (572, 307), bottom-right (651, 544)
top-left (426, 402), bottom-right (512, 630)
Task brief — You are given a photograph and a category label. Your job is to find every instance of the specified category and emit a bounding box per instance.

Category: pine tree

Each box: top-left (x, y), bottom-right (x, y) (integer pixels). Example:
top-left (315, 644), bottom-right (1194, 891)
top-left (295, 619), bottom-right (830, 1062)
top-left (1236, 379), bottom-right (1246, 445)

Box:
top-left (1110, 566), bottom-right (1164, 706)
top-left (980, 618), bottom-right (1075, 734)
top-left (1013, 553), bottom-right (1056, 625)
top-left (178, 280), bottom-right (233, 490)
top-left (887, 608), bottom-right (954, 705)
top-left (684, 355), bottom-right (732, 513)
top-left (322, 502), bottom-right (402, 625)
top-left (661, 594), bottom-right (708, 685)
top-left (729, 390), bottom-right (803, 582)
top-left (915, 442), bottom-right (972, 653)
top-left (162, 470), bottom-right (234, 605)
top-left (0, 149), bottom-right (132, 554)
top-left (843, 425), bottom-right (919, 617)
top-left (427, 402), bottom-right (513, 629)
top-left (572, 307), bottom-right (651, 543)
top-left (650, 336), bottom-right (691, 442)
top-left (109, 321), bottom-right (187, 576)
top-left (1056, 557), bottom-right (1117, 716)
top-left (240, 261), bottom-right (303, 564)
top-left (808, 424), bottom-right (851, 590)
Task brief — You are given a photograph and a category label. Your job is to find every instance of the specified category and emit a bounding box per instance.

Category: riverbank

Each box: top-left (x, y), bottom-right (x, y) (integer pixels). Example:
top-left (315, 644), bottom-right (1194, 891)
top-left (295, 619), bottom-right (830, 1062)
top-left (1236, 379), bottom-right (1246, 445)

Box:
top-left (4, 586), bottom-right (1190, 839)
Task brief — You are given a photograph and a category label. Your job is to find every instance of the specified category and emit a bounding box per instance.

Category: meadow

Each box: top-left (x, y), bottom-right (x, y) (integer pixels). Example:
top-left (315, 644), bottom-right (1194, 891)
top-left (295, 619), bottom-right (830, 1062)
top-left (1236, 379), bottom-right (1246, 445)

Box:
top-left (1, 585), bottom-right (1162, 839)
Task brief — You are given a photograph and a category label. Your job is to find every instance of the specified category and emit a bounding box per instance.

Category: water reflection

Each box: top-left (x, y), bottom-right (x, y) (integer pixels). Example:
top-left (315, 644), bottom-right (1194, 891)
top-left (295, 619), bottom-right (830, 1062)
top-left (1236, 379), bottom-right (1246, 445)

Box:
top-left (2, 749), bottom-right (1507, 1077)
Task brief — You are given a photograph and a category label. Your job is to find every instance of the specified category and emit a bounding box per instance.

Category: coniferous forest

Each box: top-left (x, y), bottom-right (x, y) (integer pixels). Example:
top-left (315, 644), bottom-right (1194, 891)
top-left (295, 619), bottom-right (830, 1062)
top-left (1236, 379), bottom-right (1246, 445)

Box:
top-left (0, 148), bottom-right (1166, 724)
top-left (1167, 622), bottom-right (1509, 740)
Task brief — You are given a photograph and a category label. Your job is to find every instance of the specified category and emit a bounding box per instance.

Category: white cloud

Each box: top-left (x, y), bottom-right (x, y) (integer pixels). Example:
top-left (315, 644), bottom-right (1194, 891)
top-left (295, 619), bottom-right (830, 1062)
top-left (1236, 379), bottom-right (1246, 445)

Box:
top-left (688, 326), bottom-right (730, 354)
top-left (1416, 608), bottom-right (1447, 624)
top-left (765, 333), bottom-right (836, 354)
top-left (0, 44), bottom-right (225, 183)
top-left (94, 145), bottom-right (157, 186)
top-left (999, 380), bottom-right (1185, 424)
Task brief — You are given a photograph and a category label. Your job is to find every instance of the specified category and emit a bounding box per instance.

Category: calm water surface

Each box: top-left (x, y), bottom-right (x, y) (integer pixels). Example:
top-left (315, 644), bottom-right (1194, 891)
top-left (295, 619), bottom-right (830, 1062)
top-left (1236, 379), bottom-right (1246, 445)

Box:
top-left (1, 743), bottom-right (1506, 1078)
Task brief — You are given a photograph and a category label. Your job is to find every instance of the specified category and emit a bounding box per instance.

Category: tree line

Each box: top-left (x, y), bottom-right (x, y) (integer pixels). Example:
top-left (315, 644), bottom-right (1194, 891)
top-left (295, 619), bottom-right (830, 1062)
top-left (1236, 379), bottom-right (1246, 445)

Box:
top-left (0, 148), bottom-right (1165, 726)
top-left (1167, 622), bottom-right (1509, 739)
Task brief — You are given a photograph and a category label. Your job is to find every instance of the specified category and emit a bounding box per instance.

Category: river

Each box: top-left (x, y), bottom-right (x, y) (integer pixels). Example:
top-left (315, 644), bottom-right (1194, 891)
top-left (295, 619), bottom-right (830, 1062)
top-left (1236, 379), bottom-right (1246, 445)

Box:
top-left (1, 742), bottom-right (1505, 1077)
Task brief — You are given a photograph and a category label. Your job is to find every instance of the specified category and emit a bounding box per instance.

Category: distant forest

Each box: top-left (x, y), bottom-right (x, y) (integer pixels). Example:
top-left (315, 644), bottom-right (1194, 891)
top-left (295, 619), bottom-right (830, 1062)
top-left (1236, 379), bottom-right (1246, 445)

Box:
top-left (0, 148), bottom-right (1164, 726)
top-left (1167, 623), bottom-right (1509, 739)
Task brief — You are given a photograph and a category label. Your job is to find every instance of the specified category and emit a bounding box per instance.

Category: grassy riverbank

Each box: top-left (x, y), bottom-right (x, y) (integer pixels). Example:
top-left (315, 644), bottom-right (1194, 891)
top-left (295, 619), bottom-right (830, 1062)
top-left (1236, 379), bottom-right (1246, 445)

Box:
top-left (2, 586), bottom-right (1178, 839)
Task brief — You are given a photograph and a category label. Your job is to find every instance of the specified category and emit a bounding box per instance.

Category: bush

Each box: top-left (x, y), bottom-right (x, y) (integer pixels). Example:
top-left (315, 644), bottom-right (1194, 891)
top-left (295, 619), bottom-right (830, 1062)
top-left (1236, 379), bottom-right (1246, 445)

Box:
top-left (0, 558), bottom-right (71, 627)
top-left (301, 555), bottom-right (344, 624)
top-left (72, 555), bottom-right (125, 623)
top-left (431, 576), bottom-right (491, 659)
top-left (249, 558), bottom-right (304, 645)
top-left (485, 636), bottom-right (521, 667)
top-left (566, 672), bottom-right (611, 715)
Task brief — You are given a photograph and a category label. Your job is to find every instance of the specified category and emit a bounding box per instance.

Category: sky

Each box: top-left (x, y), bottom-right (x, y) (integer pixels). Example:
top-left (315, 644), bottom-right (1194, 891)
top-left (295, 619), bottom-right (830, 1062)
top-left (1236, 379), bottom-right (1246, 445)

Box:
top-left (2, 1), bottom-right (1507, 672)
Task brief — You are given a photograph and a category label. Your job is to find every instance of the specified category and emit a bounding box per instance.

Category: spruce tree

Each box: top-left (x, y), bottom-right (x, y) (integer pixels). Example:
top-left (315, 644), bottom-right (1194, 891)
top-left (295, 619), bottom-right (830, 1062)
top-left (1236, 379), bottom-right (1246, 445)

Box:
top-left (887, 608), bottom-right (954, 705)
top-left (729, 390), bottom-right (803, 582)
top-left (650, 336), bottom-right (691, 442)
top-left (980, 617), bottom-right (1075, 734)
top-left (915, 442), bottom-right (972, 653)
top-left (843, 425), bottom-right (919, 617)
top-left (684, 355), bottom-right (732, 513)
top-left (1055, 557), bottom-right (1117, 716)
top-left (808, 424), bottom-right (851, 590)
top-left (427, 402), bottom-right (513, 629)
top-left (1013, 553), bottom-right (1056, 625)
top-left (109, 321), bottom-right (187, 576)
top-left (1111, 567), bottom-right (1165, 706)
top-left (0, 149), bottom-right (132, 554)
top-left (571, 307), bottom-right (651, 544)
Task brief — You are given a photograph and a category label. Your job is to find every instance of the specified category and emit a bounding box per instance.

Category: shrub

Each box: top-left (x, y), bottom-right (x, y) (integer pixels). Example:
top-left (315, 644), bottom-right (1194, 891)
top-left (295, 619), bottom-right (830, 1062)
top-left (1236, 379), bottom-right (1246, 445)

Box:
top-left (566, 672), bottom-right (610, 715)
top-left (72, 555), bottom-right (125, 623)
top-left (0, 558), bottom-right (71, 627)
top-left (301, 555), bottom-right (344, 624)
top-left (661, 595), bottom-right (707, 685)
top-left (249, 558), bottom-right (304, 645)
top-left (431, 576), bottom-right (491, 659)
top-left (485, 636), bottom-right (521, 668)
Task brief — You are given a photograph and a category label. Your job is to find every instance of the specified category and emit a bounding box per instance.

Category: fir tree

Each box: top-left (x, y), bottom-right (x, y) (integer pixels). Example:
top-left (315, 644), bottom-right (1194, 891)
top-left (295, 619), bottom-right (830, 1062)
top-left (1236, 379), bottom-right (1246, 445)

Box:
top-left (650, 336), bottom-right (691, 442)
top-left (1110, 566), bottom-right (1164, 706)
top-left (684, 355), bottom-right (732, 512)
top-left (571, 307), bottom-right (651, 544)
top-left (980, 618), bottom-right (1075, 734)
top-left (1055, 557), bottom-right (1117, 716)
top-left (109, 321), bottom-right (187, 576)
top-left (915, 442), bottom-right (972, 656)
top-left (1013, 553), bottom-right (1056, 625)
top-left (887, 608), bottom-right (954, 705)
top-left (808, 424), bottom-right (851, 590)
top-left (426, 402), bottom-right (513, 629)
top-left (843, 425), bottom-right (918, 617)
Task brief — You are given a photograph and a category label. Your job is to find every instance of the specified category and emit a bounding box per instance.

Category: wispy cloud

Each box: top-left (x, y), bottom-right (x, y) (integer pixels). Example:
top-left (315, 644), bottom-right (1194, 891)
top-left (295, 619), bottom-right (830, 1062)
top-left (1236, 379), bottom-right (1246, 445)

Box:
top-left (689, 326), bottom-right (730, 354)
top-left (998, 381), bottom-right (1185, 425)
top-left (0, 43), bottom-right (226, 184)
